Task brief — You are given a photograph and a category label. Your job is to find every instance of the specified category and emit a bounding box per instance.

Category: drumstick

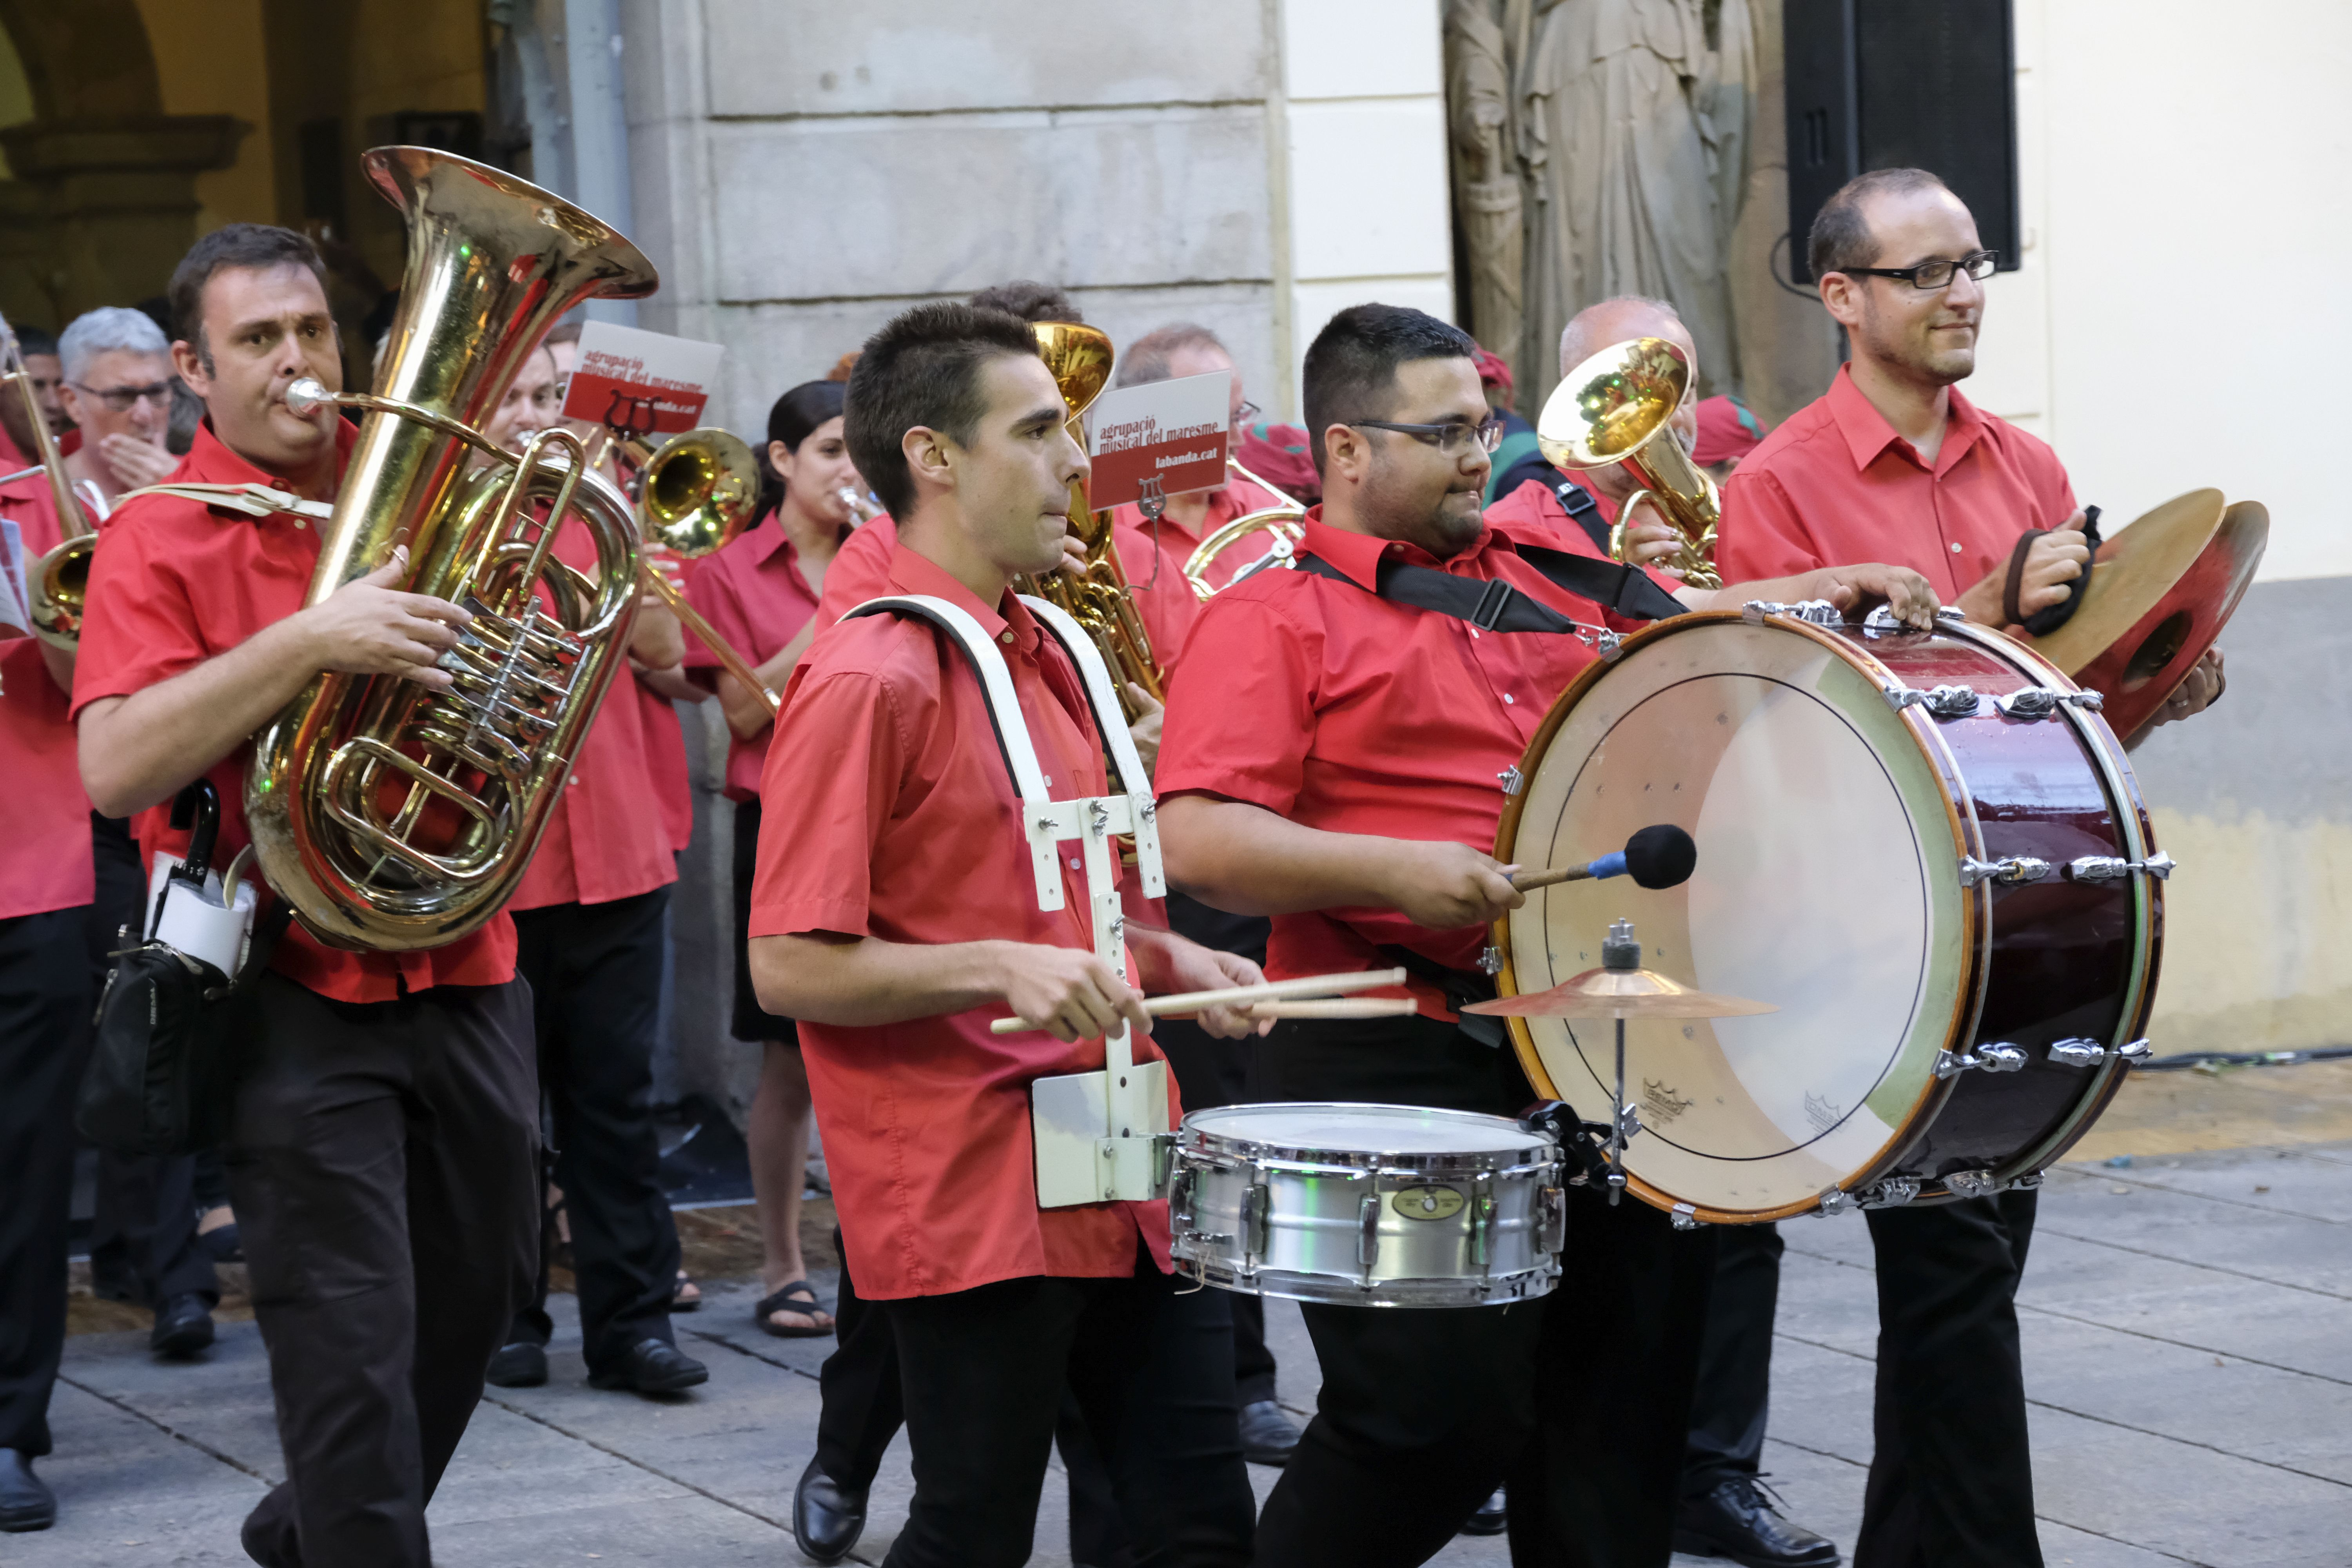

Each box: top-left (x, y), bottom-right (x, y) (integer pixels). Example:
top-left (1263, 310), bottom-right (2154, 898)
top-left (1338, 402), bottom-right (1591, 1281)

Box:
top-left (1513, 824), bottom-right (1697, 893)
top-left (1161, 997), bottom-right (1420, 1023)
top-left (988, 967), bottom-right (1409, 1035)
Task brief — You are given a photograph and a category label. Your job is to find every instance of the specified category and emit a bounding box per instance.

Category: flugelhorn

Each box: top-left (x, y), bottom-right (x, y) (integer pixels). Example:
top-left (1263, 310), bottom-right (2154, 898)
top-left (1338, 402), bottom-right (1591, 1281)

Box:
top-left (247, 146), bottom-right (657, 952)
top-left (0, 308), bottom-right (99, 647)
top-left (1180, 455), bottom-right (1308, 599)
top-left (1537, 336), bottom-right (1720, 589)
top-left (1019, 321), bottom-right (1167, 726)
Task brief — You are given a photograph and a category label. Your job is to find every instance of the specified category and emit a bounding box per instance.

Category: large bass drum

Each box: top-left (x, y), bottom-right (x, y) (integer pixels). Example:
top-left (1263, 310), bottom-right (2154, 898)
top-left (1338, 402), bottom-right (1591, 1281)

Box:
top-left (1492, 605), bottom-right (2164, 1221)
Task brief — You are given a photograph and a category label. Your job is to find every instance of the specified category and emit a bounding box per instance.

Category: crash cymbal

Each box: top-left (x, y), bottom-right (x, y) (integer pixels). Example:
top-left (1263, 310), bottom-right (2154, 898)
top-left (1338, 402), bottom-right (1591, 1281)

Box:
top-left (1465, 966), bottom-right (1778, 1021)
top-left (2030, 488), bottom-right (2225, 675)
top-left (2065, 498), bottom-right (2265, 740)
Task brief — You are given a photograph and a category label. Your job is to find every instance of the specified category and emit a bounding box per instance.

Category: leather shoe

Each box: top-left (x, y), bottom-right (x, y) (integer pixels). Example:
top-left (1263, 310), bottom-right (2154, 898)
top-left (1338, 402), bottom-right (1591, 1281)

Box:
top-left (1675, 1476), bottom-right (1840, 1567)
top-left (0, 1449), bottom-right (55, 1532)
top-left (793, 1455), bottom-right (867, 1564)
top-left (1238, 1397), bottom-right (1301, 1466)
top-left (1460, 1485), bottom-right (1507, 1536)
top-left (485, 1341), bottom-right (548, 1388)
top-left (586, 1337), bottom-right (708, 1394)
top-left (150, 1293), bottom-right (215, 1358)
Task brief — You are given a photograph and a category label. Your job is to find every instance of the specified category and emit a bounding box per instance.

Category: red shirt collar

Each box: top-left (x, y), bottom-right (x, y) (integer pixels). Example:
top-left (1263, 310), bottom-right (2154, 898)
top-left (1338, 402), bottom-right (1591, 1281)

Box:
top-left (749, 510), bottom-right (850, 570)
top-left (1825, 363), bottom-right (1987, 477)
top-left (881, 540), bottom-right (1043, 653)
top-left (181, 415), bottom-right (358, 508)
top-left (1298, 503), bottom-right (1537, 591)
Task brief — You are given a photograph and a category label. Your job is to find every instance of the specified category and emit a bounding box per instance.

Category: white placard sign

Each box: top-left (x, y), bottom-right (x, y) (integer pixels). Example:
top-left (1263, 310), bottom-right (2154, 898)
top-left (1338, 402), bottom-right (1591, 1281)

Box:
top-left (560, 321), bottom-right (725, 439)
top-left (1083, 370), bottom-right (1231, 510)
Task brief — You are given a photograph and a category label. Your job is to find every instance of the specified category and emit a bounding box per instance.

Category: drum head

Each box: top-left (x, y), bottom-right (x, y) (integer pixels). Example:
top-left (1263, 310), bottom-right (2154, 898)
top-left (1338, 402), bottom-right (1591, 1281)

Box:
top-left (1498, 619), bottom-right (1973, 1218)
top-left (1184, 1102), bottom-right (1543, 1158)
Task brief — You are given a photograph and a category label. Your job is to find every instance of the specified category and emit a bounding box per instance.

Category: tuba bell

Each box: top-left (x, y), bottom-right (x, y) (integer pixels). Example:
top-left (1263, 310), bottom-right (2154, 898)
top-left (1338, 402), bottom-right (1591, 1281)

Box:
top-left (245, 146), bottom-right (657, 952)
top-left (1537, 336), bottom-right (1721, 589)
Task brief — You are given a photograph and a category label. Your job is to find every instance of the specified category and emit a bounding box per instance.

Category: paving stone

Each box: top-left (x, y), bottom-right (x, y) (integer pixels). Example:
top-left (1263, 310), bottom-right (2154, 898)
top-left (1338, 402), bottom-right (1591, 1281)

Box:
top-left (60, 1322), bottom-right (287, 1486)
top-left (31, 1379), bottom-right (263, 1565)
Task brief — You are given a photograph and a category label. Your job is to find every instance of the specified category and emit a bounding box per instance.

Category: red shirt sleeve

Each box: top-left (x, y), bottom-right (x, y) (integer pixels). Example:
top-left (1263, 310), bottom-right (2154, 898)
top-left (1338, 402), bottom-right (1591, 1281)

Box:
top-left (748, 662), bottom-right (907, 940)
top-left (812, 519), bottom-right (897, 631)
top-left (1156, 589), bottom-right (1321, 816)
top-left (1714, 467), bottom-right (1829, 582)
top-left (70, 517), bottom-right (205, 718)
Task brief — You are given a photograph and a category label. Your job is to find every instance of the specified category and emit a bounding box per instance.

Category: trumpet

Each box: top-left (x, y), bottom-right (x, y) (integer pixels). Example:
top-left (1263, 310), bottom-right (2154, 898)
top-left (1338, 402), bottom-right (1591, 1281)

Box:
top-left (1537, 336), bottom-right (1720, 589)
top-left (0, 307), bottom-right (99, 648)
top-left (836, 485), bottom-right (881, 524)
top-left (1180, 455), bottom-right (1308, 600)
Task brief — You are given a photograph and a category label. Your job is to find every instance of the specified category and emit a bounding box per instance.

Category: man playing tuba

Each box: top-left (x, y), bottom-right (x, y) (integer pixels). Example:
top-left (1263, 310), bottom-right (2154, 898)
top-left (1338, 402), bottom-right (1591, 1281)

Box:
top-left (72, 224), bottom-right (538, 1568)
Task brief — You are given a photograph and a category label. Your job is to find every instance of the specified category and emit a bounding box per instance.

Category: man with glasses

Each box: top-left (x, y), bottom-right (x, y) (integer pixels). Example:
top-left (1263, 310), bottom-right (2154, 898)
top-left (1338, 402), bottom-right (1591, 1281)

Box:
top-left (56, 308), bottom-right (181, 510)
top-left (1715, 168), bottom-right (2220, 1568)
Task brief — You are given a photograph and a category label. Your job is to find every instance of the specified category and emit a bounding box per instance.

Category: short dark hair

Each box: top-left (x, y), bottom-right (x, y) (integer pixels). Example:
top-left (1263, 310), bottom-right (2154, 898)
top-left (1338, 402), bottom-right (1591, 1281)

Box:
top-left (1808, 168), bottom-right (1954, 282)
top-left (844, 303), bottom-right (1042, 521)
top-left (1299, 303), bottom-right (1477, 476)
top-left (1113, 322), bottom-right (1227, 390)
top-left (967, 280), bottom-right (1082, 325)
top-left (168, 223), bottom-right (331, 368)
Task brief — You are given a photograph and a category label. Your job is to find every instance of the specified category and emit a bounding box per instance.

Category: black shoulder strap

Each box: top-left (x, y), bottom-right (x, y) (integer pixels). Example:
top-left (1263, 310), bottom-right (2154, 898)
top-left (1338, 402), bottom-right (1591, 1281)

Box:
top-left (1294, 541), bottom-right (1683, 631)
top-left (1552, 479), bottom-right (1612, 554)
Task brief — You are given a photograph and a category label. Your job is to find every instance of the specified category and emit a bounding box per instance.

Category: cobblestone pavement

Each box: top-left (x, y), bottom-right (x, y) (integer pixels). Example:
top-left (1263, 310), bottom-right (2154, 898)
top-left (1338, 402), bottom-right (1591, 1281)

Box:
top-left (22, 1140), bottom-right (2352, 1566)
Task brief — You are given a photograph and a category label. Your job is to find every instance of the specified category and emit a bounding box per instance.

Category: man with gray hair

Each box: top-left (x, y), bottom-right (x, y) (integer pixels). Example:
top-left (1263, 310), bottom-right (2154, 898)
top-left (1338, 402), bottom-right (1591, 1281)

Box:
top-left (58, 307), bottom-right (180, 510)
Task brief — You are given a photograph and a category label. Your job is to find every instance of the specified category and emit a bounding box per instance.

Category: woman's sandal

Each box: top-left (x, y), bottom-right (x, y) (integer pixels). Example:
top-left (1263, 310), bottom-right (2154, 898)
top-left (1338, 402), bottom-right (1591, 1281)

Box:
top-left (673, 1270), bottom-right (702, 1312)
top-left (753, 1279), bottom-right (834, 1338)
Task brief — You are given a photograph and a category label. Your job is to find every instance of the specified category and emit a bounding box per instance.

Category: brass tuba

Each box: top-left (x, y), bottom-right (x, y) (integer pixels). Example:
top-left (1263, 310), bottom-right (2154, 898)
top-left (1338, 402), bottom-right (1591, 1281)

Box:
top-left (1537, 336), bottom-right (1720, 589)
top-left (0, 307), bottom-right (99, 647)
top-left (246, 147), bottom-right (657, 951)
top-left (1019, 321), bottom-right (1167, 722)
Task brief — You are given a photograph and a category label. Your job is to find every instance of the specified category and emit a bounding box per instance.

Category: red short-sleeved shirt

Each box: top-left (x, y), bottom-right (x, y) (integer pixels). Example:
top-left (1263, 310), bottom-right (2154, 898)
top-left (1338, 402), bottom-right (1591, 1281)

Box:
top-left (1, 476), bottom-right (91, 920)
top-left (510, 521), bottom-right (684, 911)
top-left (812, 514), bottom-right (898, 631)
top-left (71, 419), bottom-right (516, 1002)
top-left (1156, 508), bottom-right (1649, 1005)
top-left (1107, 474), bottom-right (1291, 597)
top-left (749, 541), bottom-right (1178, 1300)
top-left (1716, 366), bottom-right (2077, 597)
top-left (1481, 477), bottom-right (1626, 557)
top-left (681, 515), bottom-right (841, 801)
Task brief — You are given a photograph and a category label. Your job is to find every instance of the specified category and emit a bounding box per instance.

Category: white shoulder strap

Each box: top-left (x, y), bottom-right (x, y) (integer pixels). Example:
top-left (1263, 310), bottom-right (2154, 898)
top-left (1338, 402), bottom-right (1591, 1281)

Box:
top-left (1016, 593), bottom-right (1165, 899)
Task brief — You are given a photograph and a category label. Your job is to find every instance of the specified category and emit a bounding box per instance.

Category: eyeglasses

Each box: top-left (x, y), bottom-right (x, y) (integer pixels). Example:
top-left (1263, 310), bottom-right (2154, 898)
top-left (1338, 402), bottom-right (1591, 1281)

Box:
top-left (1232, 400), bottom-right (1262, 427)
top-left (73, 380), bottom-right (175, 413)
top-left (1348, 414), bottom-right (1506, 456)
top-left (1839, 250), bottom-right (1998, 291)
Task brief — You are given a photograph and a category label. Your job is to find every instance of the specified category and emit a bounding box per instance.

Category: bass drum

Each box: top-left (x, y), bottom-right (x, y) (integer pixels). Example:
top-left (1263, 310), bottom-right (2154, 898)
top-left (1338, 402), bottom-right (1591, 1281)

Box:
top-left (1492, 605), bottom-right (2165, 1221)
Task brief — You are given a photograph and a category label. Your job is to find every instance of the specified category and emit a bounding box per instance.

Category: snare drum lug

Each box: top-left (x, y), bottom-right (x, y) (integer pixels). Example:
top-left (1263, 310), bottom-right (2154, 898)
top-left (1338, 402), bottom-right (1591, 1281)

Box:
top-left (1470, 1173), bottom-right (1497, 1270)
top-left (1860, 1178), bottom-right (1920, 1209)
top-left (1539, 1186), bottom-right (1566, 1253)
top-left (1356, 1194), bottom-right (1381, 1272)
top-left (2047, 1037), bottom-right (2107, 1068)
top-left (1958, 855), bottom-right (2053, 888)
top-left (1498, 766), bottom-right (1524, 796)
top-left (2065, 851), bottom-right (2176, 883)
top-left (1242, 1181), bottom-right (1271, 1261)
top-left (1936, 1041), bottom-right (2025, 1078)
top-left (1944, 1169), bottom-right (2000, 1200)
top-left (1815, 1186), bottom-right (1856, 1217)
top-left (1670, 1202), bottom-right (1700, 1230)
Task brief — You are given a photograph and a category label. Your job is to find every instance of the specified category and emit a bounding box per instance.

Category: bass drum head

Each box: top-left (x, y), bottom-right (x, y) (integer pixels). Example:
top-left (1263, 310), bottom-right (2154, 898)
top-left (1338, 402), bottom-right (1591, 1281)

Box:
top-left (1499, 619), bottom-right (1972, 1219)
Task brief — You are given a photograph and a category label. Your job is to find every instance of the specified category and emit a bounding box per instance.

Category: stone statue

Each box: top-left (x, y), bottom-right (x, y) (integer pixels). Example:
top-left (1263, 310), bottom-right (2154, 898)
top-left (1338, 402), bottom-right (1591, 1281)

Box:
top-left (1443, 0), bottom-right (1524, 374)
top-left (1513, 0), bottom-right (1753, 409)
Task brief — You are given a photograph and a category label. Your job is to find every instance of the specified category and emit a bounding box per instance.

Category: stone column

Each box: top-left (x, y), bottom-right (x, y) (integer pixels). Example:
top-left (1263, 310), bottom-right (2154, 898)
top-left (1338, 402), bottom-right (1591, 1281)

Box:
top-left (0, 116), bottom-right (248, 322)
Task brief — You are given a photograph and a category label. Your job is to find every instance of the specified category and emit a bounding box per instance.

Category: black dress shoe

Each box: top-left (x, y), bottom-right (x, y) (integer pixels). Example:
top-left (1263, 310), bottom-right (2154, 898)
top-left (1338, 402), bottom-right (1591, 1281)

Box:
top-left (0, 1449), bottom-right (55, 1532)
top-left (586, 1337), bottom-right (708, 1394)
top-left (485, 1341), bottom-right (548, 1388)
top-left (1675, 1476), bottom-right (1840, 1568)
top-left (1238, 1398), bottom-right (1301, 1466)
top-left (150, 1293), bottom-right (215, 1358)
top-left (1460, 1485), bottom-right (1508, 1537)
top-left (793, 1456), bottom-right (867, 1564)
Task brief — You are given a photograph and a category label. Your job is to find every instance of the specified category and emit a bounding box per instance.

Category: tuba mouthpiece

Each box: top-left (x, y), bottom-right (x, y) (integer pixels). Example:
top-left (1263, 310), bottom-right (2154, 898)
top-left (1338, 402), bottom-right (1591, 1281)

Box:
top-left (285, 377), bottom-right (336, 418)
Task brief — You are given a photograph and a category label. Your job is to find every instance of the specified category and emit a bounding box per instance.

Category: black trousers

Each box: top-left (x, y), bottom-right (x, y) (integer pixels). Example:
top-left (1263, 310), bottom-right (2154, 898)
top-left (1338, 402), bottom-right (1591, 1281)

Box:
top-left (878, 1258), bottom-right (1255, 1568)
top-left (1857, 1192), bottom-right (2042, 1568)
top-left (814, 1223), bottom-right (904, 1492)
top-left (83, 813), bottom-right (219, 1310)
top-left (1247, 1013), bottom-right (1550, 1568)
top-left (0, 906), bottom-right (91, 1457)
top-left (1151, 1012), bottom-right (1277, 1405)
top-left (1681, 1221), bottom-right (1784, 1497)
top-left (508, 887), bottom-right (684, 1370)
top-left (1505, 1187), bottom-right (1717, 1568)
top-left (231, 973), bottom-right (539, 1568)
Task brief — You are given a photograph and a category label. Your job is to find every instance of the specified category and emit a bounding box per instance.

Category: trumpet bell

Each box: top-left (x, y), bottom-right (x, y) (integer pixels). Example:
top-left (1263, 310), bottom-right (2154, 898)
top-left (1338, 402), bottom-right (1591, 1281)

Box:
top-left (641, 427), bottom-right (762, 559)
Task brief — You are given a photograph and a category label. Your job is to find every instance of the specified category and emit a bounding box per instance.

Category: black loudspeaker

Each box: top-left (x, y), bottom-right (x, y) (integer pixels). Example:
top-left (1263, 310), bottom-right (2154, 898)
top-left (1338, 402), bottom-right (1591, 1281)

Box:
top-left (1784, 0), bottom-right (2020, 283)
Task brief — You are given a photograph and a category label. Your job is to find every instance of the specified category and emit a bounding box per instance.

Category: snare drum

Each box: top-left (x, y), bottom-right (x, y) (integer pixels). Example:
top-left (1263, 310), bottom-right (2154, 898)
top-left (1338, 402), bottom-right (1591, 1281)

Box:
top-left (1166, 1103), bottom-right (1564, 1307)
top-left (1493, 605), bottom-right (2164, 1221)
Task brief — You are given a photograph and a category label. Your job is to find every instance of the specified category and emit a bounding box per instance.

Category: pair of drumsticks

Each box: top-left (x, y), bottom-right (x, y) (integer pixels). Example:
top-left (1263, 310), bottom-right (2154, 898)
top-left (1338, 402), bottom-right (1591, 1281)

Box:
top-left (989, 826), bottom-right (1697, 1035)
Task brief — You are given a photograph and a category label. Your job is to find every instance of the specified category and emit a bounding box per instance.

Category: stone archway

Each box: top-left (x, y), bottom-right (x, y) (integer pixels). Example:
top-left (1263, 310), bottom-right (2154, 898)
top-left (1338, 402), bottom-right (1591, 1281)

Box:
top-left (0, 0), bottom-right (245, 328)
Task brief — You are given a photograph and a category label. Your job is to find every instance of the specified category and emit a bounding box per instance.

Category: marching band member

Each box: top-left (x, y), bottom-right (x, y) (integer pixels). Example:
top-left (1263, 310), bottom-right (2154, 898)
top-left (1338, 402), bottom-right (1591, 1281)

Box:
top-left (55, 308), bottom-right (180, 509)
top-left (72, 224), bottom-right (536, 1568)
top-left (480, 343), bottom-right (709, 1398)
top-left (1155, 303), bottom-right (1924, 1568)
top-left (1713, 167), bottom-right (2220, 1568)
top-left (747, 300), bottom-right (1259, 1568)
